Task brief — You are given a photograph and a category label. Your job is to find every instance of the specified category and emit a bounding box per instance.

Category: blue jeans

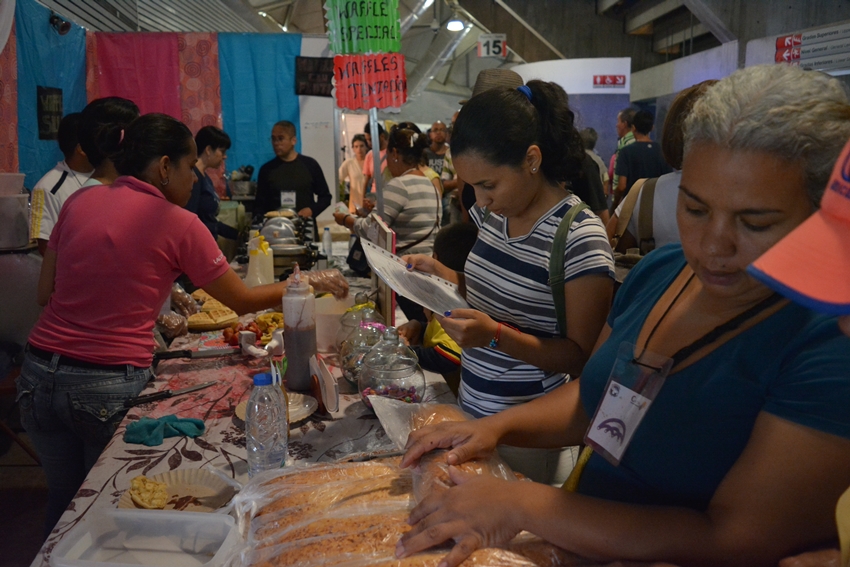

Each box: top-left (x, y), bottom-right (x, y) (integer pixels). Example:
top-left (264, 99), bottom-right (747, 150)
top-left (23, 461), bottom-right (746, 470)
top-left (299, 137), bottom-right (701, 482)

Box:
top-left (15, 350), bottom-right (151, 537)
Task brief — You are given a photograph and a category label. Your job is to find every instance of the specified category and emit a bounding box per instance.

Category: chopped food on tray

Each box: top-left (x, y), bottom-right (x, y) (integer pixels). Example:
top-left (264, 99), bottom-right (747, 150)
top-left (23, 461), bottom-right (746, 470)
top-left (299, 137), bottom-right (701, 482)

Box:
top-left (129, 475), bottom-right (168, 509)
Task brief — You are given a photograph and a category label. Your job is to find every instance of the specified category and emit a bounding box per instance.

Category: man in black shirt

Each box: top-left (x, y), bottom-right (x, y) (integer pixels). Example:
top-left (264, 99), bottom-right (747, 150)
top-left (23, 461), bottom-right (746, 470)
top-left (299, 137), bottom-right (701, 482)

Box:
top-left (255, 120), bottom-right (331, 222)
top-left (612, 110), bottom-right (672, 209)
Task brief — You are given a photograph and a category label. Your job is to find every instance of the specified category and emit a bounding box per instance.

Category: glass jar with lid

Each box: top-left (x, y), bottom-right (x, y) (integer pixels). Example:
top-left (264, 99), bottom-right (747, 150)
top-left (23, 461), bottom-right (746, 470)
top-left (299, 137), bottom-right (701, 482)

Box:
top-left (339, 314), bottom-right (385, 386)
top-left (358, 327), bottom-right (425, 410)
top-left (336, 293), bottom-right (384, 351)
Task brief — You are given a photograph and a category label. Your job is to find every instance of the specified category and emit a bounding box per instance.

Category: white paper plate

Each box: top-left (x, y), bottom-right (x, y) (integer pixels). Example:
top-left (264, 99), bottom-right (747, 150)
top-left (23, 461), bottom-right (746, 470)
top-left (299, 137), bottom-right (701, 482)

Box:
top-left (118, 469), bottom-right (236, 512)
top-left (234, 392), bottom-right (318, 423)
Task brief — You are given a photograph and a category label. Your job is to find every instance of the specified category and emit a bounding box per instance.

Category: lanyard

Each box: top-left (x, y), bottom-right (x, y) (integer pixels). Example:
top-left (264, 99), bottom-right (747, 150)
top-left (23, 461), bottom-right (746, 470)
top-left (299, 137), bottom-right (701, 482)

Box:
top-left (635, 269), bottom-right (783, 370)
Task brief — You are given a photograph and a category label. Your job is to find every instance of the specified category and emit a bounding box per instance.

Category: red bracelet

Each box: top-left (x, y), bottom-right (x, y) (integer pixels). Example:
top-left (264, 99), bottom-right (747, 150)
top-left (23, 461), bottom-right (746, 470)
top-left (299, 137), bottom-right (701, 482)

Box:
top-left (489, 322), bottom-right (519, 349)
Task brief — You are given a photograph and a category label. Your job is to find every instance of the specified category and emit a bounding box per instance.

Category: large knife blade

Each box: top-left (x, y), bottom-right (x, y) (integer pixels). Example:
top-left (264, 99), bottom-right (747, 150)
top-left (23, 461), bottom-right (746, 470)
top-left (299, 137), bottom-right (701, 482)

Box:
top-left (154, 347), bottom-right (241, 361)
top-left (124, 380), bottom-right (217, 408)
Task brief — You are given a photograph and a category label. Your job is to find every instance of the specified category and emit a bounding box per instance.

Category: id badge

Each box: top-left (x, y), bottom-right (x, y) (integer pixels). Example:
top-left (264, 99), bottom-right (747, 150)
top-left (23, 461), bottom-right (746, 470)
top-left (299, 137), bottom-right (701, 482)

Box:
top-left (584, 342), bottom-right (672, 466)
top-left (280, 190), bottom-right (297, 208)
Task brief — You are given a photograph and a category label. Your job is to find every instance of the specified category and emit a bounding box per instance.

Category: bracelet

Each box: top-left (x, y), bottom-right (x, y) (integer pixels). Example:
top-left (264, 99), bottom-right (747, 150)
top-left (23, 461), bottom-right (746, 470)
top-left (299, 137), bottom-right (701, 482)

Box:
top-left (489, 322), bottom-right (519, 349)
top-left (345, 214), bottom-right (353, 227)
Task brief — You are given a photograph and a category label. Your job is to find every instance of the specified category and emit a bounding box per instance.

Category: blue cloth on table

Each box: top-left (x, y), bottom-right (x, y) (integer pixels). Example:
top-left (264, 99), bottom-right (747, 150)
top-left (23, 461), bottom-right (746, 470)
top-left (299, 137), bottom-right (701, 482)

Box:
top-left (124, 415), bottom-right (206, 446)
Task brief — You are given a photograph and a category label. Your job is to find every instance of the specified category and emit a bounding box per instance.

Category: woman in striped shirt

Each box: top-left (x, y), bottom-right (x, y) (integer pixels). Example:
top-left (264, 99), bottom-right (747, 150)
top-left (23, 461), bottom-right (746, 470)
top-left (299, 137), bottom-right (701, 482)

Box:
top-left (404, 80), bottom-right (615, 484)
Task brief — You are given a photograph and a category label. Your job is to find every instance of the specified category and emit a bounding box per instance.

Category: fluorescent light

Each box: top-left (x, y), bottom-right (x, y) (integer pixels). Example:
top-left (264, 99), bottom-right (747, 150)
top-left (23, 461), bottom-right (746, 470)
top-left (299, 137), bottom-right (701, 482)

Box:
top-left (447, 19), bottom-right (465, 31)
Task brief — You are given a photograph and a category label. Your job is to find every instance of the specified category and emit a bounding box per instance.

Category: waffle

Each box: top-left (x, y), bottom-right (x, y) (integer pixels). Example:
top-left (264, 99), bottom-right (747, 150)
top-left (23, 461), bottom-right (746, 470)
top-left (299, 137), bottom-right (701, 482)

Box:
top-left (187, 308), bottom-right (238, 331)
top-left (201, 299), bottom-right (229, 312)
top-left (191, 289), bottom-right (213, 303)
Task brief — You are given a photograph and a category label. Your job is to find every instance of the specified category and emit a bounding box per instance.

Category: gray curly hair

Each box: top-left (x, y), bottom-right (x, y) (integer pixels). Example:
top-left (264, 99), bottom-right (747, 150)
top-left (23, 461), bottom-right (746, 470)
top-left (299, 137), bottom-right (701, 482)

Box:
top-left (684, 64), bottom-right (850, 207)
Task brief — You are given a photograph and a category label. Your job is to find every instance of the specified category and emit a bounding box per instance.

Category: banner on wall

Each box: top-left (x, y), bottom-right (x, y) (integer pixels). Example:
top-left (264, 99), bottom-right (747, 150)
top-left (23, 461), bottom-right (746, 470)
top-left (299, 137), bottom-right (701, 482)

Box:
top-left (512, 58), bottom-right (631, 95)
top-left (36, 86), bottom-right (61, 139)
top-left (333, 53), bottom-right (406, 110)
top-left (296, 56), bottom-right (334, 97)
top-left (324, 0), bottom-right (400, 54)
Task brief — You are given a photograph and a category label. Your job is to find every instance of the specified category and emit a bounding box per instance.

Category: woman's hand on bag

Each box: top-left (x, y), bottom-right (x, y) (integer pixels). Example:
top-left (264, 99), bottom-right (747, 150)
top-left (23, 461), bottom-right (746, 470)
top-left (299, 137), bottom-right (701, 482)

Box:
top-left (396, 468), bottom-right (521, 567)
top-left (437, 309), bottom-right (498, 349)
top-left (401, 419), bottom-right (500, 469)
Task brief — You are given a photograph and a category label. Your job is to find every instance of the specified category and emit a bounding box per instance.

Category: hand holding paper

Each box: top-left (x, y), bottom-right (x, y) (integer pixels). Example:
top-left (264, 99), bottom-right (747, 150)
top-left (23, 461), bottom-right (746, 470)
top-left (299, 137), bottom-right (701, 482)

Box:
top-left (361, 240), bottom-right (469, 316)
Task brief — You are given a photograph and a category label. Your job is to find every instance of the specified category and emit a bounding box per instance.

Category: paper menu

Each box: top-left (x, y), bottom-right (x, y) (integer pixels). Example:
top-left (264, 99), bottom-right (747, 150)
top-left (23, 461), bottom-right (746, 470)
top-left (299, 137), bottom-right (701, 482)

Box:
top-left (360, 239), bottom-right (469, 315)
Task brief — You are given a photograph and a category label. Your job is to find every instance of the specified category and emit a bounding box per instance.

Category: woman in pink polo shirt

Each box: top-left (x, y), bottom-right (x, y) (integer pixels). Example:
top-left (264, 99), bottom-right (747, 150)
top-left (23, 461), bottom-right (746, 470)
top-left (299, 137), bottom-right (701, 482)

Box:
top-left (16, 113), bottom-right (346, 537)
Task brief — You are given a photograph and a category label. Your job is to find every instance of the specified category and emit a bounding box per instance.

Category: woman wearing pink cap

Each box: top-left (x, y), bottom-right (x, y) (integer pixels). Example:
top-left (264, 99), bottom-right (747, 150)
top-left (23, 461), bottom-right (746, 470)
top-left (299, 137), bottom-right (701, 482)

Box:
top-left (398, 64), bottom-right (850, 567)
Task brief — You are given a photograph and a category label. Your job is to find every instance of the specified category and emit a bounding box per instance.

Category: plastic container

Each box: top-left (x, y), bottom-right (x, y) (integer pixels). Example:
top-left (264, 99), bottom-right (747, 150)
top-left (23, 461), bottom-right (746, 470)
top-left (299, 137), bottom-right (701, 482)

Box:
top-left (245, 235), bottom-right (274, 287)
top-left (246, 373), bottom-right (288, 478)
top-left (322, 226), bottom-right (333, 257)
top-left (282, 264), bottom-right (317, 391)
top-left (49, 509), bottom-right (238, 567)
top-left (359, 327), bottom-right (425, 411)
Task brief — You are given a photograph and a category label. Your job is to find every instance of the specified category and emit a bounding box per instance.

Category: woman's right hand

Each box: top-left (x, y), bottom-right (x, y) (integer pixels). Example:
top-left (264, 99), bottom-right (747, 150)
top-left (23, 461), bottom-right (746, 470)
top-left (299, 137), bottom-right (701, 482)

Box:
top-left (401, 419), bottom-right (500, 469)
top-left (402, 254), bottom-right (437, 275)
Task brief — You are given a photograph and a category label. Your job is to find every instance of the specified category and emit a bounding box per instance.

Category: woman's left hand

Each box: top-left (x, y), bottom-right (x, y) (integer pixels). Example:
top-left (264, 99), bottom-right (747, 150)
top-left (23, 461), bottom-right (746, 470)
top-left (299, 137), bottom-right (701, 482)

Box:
top-left (333, 212), bottom-right (349, 227)
top-left (396, 467), bottom-right (521, 567)
top-left (438, 309), bottom-right (498, 348)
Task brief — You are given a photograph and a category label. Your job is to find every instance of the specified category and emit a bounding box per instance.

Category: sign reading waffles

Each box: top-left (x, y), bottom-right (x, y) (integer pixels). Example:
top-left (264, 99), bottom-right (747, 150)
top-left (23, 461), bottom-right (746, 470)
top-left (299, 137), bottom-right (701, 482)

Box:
top-left (593, 75), bottom-right (626, 88)
top-left (333, 53), bottom-right (407, 110)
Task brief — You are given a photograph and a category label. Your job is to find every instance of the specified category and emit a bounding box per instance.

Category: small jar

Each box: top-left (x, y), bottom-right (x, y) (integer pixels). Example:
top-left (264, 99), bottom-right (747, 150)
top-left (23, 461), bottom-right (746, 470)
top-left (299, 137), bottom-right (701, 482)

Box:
top-left (339, 316), bottom-right (385, 386)
top-left (359, 327), bottom-right (425, 410)
top-left (336, 293), bottom-right (384, 351)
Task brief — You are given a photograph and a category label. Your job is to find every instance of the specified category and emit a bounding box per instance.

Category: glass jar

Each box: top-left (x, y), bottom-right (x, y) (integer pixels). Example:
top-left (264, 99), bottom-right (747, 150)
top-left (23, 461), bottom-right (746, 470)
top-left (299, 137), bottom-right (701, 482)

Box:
top-left (339, 317), bottom-right (385, 386)
top-left (335, 294), bottom-right (384, 351)
top-left (359, 327), bottom-right (425, 410)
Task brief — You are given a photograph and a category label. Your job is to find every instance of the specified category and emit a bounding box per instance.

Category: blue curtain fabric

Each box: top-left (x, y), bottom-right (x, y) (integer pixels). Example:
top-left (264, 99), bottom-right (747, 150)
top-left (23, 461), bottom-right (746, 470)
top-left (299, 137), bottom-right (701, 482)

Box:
top-left (15, 0), bottom-right (86, 188)
top-left (219, 33), bottom-right (302, 180)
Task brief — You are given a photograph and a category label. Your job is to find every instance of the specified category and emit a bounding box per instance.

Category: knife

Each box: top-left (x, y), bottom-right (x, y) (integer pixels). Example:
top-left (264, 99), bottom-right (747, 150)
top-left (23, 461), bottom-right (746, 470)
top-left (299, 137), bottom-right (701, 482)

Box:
top-left (124, 381), bottom-right (217, 408)
top-left (154, 347), bottom-right (241, 361)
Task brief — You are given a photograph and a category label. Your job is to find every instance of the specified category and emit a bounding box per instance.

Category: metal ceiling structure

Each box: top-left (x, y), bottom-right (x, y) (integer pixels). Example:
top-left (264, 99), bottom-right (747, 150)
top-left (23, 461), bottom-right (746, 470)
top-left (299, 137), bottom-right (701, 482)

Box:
top-left (36, 0), bottom-right (731, 98)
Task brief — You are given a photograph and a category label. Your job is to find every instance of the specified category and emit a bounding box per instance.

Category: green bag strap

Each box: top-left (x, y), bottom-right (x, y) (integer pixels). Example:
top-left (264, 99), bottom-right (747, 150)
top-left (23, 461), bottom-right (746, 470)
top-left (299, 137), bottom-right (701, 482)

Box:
top-left (549, 202), bottom-right (590, 338)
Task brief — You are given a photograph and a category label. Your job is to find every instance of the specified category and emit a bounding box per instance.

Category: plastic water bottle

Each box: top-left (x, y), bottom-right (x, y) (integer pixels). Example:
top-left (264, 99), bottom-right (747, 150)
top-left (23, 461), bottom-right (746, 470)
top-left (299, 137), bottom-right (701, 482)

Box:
top-left (322, 226), bottom-right (333, 258)
top-left (245, 373), bottom-right (288, 477)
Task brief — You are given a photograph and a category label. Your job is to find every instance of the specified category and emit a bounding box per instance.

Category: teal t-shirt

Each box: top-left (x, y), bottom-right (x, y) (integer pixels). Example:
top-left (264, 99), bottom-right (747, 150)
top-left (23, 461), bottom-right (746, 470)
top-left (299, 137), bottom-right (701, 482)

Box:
top-left (578, 244), bottom-right (850, 510)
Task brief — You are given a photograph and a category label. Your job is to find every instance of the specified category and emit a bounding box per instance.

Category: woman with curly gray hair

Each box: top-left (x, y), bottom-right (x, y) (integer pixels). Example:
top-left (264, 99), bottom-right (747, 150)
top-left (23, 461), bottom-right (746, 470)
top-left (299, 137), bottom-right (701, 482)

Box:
top-left (397, 64), bottom-right (850, 567)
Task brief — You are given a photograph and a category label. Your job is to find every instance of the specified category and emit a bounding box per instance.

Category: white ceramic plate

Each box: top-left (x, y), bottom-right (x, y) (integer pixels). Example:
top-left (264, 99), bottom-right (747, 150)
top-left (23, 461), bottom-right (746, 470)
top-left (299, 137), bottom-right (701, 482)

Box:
top-left (118, 469), bottom-right (236, 512)
top-left (234, 392), bottom-right (318, 423)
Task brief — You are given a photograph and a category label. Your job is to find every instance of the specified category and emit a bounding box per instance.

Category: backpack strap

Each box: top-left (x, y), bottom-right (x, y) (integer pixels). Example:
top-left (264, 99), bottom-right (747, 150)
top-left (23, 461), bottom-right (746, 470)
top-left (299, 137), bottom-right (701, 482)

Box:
top-left (549, 202), bottom-right (590, 338)
top-left (636, 177), bottom-right (658, 256)
top-left (610, 178), bottom-right (646, 252)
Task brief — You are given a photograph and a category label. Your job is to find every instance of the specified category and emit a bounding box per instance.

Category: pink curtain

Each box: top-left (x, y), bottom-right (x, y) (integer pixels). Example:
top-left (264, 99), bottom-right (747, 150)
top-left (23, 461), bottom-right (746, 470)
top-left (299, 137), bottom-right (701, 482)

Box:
top-left (0, 21), bottom-right (18, 173)
top-left (87, 32), bottom-right (182, 119)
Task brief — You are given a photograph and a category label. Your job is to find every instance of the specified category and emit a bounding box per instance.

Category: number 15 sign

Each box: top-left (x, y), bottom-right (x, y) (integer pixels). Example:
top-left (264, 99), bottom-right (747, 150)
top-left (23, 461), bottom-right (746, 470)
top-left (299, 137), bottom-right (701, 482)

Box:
top-left (478, 33), bottom-right (507, 59)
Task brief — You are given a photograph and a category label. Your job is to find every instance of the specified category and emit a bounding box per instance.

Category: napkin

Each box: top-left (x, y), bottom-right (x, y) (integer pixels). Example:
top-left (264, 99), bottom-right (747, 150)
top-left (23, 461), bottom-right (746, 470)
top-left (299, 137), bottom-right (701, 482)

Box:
top-left (124, 415), bottom-right (206, 446)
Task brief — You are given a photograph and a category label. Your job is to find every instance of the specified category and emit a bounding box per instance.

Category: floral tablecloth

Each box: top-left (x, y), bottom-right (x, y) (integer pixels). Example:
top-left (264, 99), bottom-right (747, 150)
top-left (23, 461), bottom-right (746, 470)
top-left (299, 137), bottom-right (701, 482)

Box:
top-left (29, 321), bottom-right (454, 567)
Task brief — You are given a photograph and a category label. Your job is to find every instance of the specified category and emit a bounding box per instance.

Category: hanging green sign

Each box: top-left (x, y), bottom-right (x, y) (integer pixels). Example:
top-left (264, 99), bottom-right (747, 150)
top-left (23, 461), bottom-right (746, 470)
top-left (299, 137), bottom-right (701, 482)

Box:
top-left (324, 0), bottom-right (401, 54)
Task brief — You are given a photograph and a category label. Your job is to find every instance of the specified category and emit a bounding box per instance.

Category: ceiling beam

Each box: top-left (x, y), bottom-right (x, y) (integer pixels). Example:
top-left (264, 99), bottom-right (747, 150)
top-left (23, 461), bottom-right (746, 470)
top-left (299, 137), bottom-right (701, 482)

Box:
top-left (653, 22), bottom-right (708, 51)
top-left (683, 0), bottom-right (736, 42)
top-left (597, 0), bottom-right (621, 16)
top-left (626, 0), bottom-right (684, 34)
top-left (492, 0), bottom-right (565, 59)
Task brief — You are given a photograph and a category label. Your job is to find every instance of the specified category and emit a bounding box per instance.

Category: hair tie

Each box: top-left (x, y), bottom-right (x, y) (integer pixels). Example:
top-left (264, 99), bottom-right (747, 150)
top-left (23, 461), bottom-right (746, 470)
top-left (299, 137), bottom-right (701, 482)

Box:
top-left (410, 132), bottom-right (418, 147)
top-left (118, 128), bottom-right (125, 145)
top-left (517, 85), bottom-right (532, 102)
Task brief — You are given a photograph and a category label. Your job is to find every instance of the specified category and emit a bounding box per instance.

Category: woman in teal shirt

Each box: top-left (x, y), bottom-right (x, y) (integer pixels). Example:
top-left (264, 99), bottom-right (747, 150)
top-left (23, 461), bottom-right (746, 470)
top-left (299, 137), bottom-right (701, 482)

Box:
top-left (398, 64), bottom-right (850, 566)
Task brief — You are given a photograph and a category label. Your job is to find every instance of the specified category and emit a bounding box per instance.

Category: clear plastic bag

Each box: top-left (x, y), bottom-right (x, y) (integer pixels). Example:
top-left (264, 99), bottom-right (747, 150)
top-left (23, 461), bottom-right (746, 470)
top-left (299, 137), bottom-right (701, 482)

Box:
top-left (155, 312), bottom-right (188, 339)
top-left (171, 283), bottom-right (199, 318)
top-left (305, 269), bottom-right (349, 299)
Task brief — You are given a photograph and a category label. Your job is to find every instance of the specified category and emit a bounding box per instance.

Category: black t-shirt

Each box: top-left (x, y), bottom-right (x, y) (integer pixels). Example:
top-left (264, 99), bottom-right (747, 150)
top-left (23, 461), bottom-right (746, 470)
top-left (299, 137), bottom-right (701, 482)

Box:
top-left (424, 148), bottom-right (448, 176)
top-left (569, 154), bottom-right (607, 213)
top-left (615, 141), bottom-right (672, 189)
top-left (255, 154), bottom-right (331, 219)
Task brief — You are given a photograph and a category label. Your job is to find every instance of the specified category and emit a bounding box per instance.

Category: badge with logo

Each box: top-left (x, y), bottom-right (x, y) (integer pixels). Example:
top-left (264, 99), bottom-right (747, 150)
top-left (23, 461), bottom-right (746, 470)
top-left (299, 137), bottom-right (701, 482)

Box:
top-left (280, 190), bottom-right (297, 209)
top-left (585, 342), bottom-right (672, 466)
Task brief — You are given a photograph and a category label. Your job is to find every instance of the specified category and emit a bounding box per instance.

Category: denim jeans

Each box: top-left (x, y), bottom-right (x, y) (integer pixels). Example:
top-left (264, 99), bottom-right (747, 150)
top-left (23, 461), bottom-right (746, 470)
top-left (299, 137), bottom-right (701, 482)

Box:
top-left (15, 351), bottom-right (152, 538)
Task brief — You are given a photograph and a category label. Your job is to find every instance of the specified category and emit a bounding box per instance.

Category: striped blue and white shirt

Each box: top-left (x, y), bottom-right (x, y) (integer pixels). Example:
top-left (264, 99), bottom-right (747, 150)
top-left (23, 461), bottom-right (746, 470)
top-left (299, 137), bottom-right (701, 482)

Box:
top-left (459, 193), bottom-right (615, 417)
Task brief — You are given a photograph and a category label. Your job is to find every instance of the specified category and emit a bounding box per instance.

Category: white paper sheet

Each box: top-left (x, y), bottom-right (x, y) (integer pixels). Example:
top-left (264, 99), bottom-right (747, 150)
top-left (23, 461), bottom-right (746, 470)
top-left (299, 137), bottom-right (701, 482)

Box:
top-left (361, 239), bottom-right (469, 315)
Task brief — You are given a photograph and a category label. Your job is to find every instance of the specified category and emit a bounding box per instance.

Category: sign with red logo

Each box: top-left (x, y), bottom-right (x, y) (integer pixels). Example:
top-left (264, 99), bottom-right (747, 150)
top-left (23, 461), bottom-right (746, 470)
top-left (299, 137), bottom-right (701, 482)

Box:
top-left (775, 48), bottom-right (801, 63)
top-left (592, 75), bottom-right (626, 88)
top-left (333, 53), bottom-right (407, 110)
top-left (775, 34), bottom-right (802, 49)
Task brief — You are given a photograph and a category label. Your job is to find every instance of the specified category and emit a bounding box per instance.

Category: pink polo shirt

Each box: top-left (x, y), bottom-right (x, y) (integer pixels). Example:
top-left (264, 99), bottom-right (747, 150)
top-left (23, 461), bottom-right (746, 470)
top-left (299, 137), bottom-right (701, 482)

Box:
top-left (29, 176), bottom-right (230, 367)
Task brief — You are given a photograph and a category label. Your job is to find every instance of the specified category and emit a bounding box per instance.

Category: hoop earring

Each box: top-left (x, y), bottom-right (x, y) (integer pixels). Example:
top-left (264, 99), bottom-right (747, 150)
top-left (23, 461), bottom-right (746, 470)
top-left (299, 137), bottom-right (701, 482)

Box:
top-left (160, 177), bottom-right (169, 186)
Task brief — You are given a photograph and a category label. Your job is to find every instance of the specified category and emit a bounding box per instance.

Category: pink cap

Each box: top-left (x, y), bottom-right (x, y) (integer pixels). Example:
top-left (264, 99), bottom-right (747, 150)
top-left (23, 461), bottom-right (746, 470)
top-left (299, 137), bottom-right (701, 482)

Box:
top-left (748, 138), bottom-right (850, 314)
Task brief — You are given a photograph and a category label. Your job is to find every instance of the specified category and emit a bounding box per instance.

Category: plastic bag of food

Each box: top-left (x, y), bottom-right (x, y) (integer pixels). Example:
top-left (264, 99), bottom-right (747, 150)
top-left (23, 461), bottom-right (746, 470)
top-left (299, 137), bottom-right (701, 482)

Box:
top-left (171, 283), bottom-right (199, 318)
top-left (156, 312), bottom-right (188, 339)
top-left (305, 269), bottom-right (349, 299)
